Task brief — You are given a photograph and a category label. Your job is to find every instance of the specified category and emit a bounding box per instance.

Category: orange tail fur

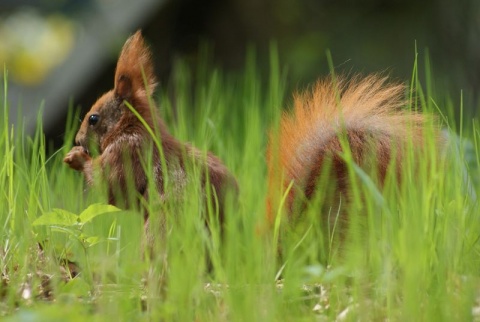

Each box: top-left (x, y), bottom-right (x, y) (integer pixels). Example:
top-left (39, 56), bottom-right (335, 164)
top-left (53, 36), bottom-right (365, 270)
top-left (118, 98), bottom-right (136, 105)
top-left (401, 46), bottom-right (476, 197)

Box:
top-left (266, 74), bottom-right (435, 224)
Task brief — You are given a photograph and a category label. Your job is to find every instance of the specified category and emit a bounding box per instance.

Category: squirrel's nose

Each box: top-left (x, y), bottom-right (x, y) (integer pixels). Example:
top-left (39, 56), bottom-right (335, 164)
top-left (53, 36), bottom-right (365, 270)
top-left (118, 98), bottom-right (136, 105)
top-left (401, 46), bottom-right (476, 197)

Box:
top-left (75, 131), bottom-right (84, 147)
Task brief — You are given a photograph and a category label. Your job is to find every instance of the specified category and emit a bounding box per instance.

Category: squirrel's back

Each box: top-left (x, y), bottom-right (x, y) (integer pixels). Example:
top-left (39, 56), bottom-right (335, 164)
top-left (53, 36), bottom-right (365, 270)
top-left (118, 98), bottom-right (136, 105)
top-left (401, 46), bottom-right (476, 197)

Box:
top-left (267, 75), bottom-right (436, 223)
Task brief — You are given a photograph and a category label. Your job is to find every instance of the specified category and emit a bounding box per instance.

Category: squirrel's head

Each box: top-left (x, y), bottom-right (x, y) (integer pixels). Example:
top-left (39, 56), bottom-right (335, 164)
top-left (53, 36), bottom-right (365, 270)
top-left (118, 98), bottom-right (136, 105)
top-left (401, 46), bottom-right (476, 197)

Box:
top-left (75, 30), bottom-right (157, 154)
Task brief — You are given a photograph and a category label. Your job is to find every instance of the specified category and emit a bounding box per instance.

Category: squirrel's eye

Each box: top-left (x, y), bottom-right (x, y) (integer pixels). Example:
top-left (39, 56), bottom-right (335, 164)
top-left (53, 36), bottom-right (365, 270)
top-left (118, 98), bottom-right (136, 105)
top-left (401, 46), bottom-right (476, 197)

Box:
top-left (88, 114), bottom-right (100, 126)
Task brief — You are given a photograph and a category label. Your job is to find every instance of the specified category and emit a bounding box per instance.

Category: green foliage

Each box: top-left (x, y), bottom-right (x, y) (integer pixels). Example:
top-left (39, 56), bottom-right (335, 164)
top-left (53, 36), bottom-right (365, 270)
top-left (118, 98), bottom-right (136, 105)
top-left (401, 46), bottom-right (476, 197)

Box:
top-left (0, 51), bottom-right (479, 322)
top-left (33, 204), bottom-right (121, 227)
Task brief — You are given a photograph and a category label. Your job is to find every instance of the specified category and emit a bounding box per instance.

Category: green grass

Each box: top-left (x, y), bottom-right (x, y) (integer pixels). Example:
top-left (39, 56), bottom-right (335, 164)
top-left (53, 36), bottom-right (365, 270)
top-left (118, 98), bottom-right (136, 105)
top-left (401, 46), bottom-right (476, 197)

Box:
top-left (1, 50), bottom-right (479, 321)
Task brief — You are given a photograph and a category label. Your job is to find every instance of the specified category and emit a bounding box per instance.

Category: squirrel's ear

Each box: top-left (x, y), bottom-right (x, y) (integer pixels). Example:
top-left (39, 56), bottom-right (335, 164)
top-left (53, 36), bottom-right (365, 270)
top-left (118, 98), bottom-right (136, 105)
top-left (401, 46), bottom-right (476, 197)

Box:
top-left (114, 30), bottom-right (157, 100)
top-left (115, 75), bottom-right (133, 100)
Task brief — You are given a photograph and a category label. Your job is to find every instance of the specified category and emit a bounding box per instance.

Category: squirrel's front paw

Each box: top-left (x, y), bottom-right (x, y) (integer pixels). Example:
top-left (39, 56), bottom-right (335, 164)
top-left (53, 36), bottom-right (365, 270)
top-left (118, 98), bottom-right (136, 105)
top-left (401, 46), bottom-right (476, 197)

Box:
top-left (64, 146), bottom-right (90, 171)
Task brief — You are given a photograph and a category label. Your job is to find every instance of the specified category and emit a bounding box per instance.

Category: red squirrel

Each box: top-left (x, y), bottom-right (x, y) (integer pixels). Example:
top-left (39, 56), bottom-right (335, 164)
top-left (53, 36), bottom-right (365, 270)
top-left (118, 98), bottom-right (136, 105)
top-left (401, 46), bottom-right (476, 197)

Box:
top-left (63, 31), bottom-right (236, 217)
top-left (64, 31), bottom-right (438, 231)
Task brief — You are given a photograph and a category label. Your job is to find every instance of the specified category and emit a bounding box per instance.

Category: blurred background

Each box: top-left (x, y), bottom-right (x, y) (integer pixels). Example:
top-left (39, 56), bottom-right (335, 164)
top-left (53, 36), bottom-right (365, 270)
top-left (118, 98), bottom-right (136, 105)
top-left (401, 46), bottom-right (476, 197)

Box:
top-left (0, 0), bottom-right (478, 147)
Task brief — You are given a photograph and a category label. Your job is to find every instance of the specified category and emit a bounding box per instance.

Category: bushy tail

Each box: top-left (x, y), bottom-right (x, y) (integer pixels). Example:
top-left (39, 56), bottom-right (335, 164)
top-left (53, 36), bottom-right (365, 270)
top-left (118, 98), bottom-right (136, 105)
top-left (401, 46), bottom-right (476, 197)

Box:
top-left (266, 74), bottom-right (436, 223)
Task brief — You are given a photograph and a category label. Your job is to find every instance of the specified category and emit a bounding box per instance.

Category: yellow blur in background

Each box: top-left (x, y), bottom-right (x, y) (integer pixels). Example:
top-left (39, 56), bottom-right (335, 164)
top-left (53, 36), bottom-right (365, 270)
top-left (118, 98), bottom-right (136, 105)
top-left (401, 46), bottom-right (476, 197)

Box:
top-left (0, 10), bottom-right (75, 86)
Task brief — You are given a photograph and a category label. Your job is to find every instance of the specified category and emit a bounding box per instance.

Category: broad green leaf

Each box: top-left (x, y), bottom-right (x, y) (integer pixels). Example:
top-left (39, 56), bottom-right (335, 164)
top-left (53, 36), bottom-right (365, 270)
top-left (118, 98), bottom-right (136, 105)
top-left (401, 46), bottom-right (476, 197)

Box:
top-left (33, 209), bottom-right (78, 226)
top-left (78, 203), bottom-right (121, 224)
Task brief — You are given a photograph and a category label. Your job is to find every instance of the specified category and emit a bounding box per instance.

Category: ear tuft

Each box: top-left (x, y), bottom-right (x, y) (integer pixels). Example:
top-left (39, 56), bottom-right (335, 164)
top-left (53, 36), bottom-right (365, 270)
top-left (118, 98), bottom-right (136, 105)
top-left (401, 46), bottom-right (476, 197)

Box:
top-left (114, 30), bottom-right (157, 100)
top-left (115, 75), bottom-right (132, 100)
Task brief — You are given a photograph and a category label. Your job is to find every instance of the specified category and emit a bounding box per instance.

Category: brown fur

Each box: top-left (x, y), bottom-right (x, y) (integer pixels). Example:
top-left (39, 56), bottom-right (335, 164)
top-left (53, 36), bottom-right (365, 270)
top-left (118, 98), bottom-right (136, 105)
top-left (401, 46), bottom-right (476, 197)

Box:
top-left (266, 75), bottom-right (437, 225)
top-left (64, 31), bottom-right (236, 218)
